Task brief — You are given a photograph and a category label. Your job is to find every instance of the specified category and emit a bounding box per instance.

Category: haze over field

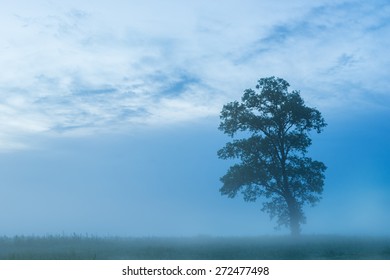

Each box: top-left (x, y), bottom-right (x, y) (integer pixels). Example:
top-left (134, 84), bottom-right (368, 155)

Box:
top-left (0, 0), bottom-right (389, 237)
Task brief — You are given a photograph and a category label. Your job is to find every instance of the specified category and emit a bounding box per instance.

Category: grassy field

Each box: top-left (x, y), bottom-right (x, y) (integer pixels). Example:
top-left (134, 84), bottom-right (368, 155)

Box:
top-left (1, 235), bottom-right (390, 260)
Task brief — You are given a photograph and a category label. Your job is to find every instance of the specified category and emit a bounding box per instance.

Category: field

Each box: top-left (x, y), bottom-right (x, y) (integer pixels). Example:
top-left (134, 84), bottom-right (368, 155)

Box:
top-left (1, 235), bottom-right (390, 260)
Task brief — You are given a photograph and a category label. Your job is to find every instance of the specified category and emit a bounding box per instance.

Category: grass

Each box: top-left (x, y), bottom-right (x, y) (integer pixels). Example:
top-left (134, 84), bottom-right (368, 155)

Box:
top-left (0, 235), bottom-right (390, 260)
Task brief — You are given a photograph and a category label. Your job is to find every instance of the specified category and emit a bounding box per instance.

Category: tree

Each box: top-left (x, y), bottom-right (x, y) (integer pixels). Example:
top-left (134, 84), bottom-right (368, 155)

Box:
top-left (218, 76), bottom-right (326, 236)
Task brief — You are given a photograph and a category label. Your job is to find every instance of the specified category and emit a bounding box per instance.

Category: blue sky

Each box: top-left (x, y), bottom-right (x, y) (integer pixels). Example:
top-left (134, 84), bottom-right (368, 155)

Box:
top-left (0, 0), bottom-right (389, 236)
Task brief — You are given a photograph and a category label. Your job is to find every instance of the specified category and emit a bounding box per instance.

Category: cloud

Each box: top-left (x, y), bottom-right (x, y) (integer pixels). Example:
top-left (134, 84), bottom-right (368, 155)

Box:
top-left (0, 0), bottom-right (389, 150)
top-left (238, 1), bottom-right (390, 108)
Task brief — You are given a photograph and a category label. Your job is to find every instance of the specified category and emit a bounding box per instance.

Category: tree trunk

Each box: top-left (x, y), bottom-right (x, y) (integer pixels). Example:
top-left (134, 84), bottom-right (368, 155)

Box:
top-left (289, 213), bottom-right (300, 237)
top-left (286, 198), bottom-right (301, 236)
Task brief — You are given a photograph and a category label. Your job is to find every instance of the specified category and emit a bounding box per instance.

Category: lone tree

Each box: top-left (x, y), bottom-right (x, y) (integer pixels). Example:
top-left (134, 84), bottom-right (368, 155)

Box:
top-left (218, 76), bottom-right (326, 236)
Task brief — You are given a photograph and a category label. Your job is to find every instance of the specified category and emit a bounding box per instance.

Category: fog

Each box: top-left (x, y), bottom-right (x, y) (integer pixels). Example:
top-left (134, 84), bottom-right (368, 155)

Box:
top-left (0, 0), bottom-right (389, 238)
top-left (0, 111), bottom-right (389, 237)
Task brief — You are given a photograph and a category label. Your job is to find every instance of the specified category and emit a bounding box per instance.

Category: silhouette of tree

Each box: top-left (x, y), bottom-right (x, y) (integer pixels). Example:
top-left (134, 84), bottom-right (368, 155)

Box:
top-left (218, 77), bottom-right (326, 236)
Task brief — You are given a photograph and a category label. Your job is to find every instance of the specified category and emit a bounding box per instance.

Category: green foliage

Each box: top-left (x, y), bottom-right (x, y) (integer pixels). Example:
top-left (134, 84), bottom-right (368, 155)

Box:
top-left (218, 77), bottom-right (327, 235)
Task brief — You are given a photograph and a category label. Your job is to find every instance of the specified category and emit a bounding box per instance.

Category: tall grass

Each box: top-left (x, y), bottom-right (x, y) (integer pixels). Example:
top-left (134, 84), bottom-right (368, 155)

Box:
top-left (0, 235), bottom-right (389, 260)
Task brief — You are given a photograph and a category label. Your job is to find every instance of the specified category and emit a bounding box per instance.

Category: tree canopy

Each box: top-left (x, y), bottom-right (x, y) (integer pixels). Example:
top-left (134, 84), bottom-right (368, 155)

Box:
top-left (218, 76), bottom-right (326, 236)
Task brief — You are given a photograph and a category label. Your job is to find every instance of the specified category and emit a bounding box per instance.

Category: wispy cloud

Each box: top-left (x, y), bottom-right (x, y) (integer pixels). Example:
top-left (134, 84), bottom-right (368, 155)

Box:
top-left (237, 0), bottom-right (390, 108)
top-left (0, 0), bottom-right (389, 150)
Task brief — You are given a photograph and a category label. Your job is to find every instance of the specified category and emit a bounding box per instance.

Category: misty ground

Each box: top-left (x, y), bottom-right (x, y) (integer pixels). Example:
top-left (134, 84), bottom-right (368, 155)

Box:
top-left (1, 235), bottom-right (390, 260)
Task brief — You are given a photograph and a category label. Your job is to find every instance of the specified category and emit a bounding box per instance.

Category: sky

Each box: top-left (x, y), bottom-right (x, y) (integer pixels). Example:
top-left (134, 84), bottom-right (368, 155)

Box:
top-left (0, 0), bottom-right (389, 237)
